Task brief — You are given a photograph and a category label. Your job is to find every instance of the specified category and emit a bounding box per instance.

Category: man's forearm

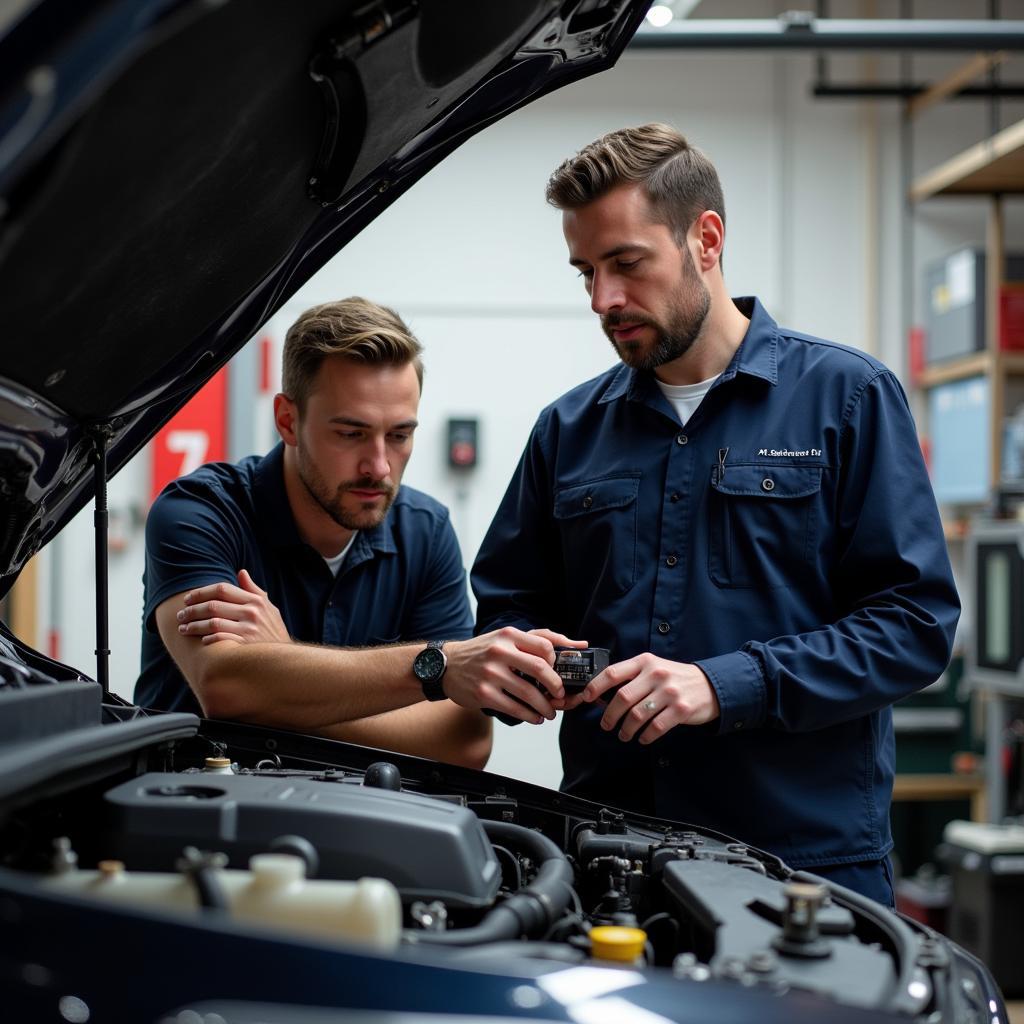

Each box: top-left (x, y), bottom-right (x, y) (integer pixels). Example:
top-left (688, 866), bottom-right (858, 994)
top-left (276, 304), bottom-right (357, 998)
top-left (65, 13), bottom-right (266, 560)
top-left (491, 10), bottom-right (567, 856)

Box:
top-left (319, 702), bottom-right (492, 770)
top-left (161, 588), bottom-right (581, 730)
top-left (195, 640), bottom-right (424, 728)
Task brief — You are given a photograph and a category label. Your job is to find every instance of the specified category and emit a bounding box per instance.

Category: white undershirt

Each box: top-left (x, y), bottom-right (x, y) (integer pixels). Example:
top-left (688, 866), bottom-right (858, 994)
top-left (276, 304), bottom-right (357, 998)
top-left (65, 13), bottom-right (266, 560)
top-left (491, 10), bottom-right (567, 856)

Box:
top-left (656, 374), bottom-right (719, 427)
top-left (323, 532), bottom-right (358, 576)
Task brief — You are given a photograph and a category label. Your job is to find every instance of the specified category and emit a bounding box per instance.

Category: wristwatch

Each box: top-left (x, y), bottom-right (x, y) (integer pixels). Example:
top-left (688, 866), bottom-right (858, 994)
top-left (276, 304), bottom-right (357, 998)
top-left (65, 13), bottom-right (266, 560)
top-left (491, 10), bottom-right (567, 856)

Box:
top-left (413, 640), bottom-right (448, 701)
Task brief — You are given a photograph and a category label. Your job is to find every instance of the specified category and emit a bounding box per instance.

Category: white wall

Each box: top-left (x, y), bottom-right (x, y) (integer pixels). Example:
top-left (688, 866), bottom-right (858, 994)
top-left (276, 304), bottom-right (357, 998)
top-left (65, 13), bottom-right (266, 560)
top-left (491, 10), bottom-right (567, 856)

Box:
top-left (40, 29), bottom-right (1023, 787)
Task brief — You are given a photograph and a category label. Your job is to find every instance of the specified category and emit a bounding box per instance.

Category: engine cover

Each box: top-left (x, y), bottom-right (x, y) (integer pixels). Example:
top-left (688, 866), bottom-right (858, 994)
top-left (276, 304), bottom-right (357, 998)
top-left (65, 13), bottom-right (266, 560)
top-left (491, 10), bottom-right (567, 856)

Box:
top-left (100, 772), bottom-right (501, 908)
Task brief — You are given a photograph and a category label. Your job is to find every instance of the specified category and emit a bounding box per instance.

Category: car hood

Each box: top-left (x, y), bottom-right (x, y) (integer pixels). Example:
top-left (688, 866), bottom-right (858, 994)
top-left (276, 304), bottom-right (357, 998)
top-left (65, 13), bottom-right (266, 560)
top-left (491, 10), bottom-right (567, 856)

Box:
top-left (0, 0), bottom-right (647, 593)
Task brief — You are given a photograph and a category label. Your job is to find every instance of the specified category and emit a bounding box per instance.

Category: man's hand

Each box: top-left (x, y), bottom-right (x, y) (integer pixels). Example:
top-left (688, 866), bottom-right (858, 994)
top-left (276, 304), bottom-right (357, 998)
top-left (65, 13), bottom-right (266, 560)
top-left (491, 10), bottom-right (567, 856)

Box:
top-left (443, 627), bottom-right (587, 725)
top-left (570, 653), bottom-right (720, 743)
top-left (176, 570), bottom-right (291, 646)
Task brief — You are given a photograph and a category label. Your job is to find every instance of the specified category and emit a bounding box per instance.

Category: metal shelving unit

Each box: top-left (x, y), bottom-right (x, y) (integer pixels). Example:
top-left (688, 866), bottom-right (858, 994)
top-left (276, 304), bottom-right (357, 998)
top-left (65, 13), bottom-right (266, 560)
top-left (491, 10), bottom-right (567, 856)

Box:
top-left (909, 83), bottom-right (1024, 825)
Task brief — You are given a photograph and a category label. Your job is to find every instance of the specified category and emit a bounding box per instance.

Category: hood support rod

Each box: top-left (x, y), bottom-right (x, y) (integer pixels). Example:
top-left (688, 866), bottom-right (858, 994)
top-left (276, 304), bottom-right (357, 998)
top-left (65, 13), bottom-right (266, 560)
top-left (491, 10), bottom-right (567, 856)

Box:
top-left (89, 427), bottom-right (111, 696)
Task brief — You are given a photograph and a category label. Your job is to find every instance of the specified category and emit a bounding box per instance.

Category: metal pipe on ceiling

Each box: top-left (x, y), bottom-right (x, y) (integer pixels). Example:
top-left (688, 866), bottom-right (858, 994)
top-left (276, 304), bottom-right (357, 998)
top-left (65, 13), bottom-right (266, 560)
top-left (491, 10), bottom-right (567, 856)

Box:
top-left (812, 84), bottom-right (1024, 98)
top-left (631, 18), bottom-right (1024, 51)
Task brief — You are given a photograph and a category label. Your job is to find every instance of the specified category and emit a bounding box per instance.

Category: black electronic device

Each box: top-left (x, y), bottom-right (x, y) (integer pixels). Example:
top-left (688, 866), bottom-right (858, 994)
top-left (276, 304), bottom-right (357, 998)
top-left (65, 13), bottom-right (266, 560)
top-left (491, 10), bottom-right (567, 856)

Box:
top-left (966, 520), bottom-right (1024, 696)
top-left (516, 646), bottom-right (611, 695)
top-left (486, 647), bottom-right (611, 727)
top-left (551, 647), bottom-right (611, 691)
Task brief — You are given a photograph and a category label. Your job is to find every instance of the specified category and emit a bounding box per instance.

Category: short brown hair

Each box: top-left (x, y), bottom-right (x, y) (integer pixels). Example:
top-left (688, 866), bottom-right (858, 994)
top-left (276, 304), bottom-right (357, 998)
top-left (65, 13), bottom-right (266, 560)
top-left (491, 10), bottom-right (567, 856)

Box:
top-left (545, 123), bottom-right (725, 245)
top-left (282, 297), bottom-right (423, 409)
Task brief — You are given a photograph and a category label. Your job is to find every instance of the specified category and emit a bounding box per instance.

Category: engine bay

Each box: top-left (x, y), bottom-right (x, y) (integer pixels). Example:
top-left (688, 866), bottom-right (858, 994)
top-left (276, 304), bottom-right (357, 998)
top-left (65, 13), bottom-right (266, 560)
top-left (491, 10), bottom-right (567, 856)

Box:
top-left (1, 705), bottom-right (993, 1024)
top-left (0, 670), bottom-right (1002, 1022)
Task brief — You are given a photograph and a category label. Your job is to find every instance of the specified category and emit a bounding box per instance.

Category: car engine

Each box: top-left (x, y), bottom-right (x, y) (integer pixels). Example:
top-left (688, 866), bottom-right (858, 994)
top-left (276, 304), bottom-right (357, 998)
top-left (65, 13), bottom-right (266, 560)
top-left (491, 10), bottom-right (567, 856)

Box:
top-left (0, 672), bottom-right (1004, 1023)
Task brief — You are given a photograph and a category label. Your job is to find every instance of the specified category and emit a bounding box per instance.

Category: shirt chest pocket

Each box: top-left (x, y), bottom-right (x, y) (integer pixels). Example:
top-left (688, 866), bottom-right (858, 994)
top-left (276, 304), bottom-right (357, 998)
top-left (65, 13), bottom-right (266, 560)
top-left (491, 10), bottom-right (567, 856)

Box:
top-left (553, 474), bottom-right (640, 597)
top-left (708, 463), bottom-right (822, 590)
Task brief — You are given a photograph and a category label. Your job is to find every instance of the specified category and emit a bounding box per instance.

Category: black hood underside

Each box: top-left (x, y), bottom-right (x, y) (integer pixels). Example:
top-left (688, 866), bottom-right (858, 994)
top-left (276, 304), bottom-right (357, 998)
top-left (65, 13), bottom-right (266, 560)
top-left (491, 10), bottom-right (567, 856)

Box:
top-left (1, 0), bottom-right (558, 422)
top-left (0, 0), bottom-right (645, 585)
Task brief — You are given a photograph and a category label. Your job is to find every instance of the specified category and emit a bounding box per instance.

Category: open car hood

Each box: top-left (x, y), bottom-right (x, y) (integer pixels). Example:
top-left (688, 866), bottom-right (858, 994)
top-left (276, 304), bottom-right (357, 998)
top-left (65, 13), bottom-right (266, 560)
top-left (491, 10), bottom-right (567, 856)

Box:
top-left (0, 0), bottom-right (647, 590)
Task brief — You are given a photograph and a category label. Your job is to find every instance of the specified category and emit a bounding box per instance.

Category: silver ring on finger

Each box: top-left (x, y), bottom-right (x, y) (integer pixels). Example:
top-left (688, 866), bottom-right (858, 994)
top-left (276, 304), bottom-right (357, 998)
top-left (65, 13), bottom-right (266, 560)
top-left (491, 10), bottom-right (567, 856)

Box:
top-left (642, 698), bottom-right (658, 712)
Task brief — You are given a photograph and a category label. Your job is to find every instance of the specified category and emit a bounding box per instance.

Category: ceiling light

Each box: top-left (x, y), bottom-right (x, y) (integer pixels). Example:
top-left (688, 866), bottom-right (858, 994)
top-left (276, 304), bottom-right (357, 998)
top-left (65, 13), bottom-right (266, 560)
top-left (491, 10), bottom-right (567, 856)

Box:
top-left (645, 5), bottom-right (674, 28)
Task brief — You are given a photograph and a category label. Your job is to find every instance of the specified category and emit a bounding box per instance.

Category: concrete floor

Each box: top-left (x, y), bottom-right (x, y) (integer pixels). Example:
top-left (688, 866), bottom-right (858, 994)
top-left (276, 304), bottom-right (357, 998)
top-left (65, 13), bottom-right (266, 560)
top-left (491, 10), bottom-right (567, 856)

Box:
top-left (1008, 1001), bottom-right (1023, 1023)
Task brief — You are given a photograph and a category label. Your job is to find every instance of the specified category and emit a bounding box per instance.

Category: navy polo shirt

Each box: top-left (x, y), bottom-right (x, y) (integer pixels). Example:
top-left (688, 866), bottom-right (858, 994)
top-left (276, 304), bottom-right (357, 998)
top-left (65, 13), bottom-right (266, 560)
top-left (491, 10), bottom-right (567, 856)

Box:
top-left (472, 297), bottom-right (959, 869)
top-left (135, 443), bottom-right (473, 715)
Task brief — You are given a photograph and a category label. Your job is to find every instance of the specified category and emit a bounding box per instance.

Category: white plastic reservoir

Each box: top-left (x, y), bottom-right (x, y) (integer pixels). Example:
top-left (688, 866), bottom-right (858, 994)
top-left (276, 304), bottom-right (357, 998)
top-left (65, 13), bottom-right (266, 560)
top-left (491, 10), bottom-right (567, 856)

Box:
top-left (42, 853), bottom-right (402, 951)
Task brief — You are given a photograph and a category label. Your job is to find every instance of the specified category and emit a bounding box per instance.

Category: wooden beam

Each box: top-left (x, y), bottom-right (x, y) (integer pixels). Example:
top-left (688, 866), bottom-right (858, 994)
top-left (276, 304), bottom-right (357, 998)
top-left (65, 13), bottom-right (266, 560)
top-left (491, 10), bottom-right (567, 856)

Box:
top-left (8, 557), bottom-right (39, 650)
top-left (918, 352), bottom-right (1024, 388)
top-left (918, 351), bottom-right (991, 388)
top-left (988, 197), bottom-right (1006, 489)
top-left (892, 773), bottom-right (987, 822)
top-left (911, 116), bottom-right (1024, 200)
top-left (908, 51), bottom-right (1008, 118)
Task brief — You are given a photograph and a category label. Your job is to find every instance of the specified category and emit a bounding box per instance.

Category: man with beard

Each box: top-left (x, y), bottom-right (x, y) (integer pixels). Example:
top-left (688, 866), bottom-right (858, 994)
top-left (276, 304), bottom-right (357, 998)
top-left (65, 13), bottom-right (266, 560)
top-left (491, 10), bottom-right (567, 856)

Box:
top-left (470, 125), bottom-right (960, 902)
top-left (136, 297), bottom-right (577, 768)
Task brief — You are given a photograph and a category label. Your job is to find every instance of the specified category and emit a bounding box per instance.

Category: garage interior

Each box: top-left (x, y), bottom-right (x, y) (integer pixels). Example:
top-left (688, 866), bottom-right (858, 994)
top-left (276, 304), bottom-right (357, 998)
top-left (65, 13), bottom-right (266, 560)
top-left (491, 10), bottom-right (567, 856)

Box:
top-left (3, 0), bottom-right (1024, 1013)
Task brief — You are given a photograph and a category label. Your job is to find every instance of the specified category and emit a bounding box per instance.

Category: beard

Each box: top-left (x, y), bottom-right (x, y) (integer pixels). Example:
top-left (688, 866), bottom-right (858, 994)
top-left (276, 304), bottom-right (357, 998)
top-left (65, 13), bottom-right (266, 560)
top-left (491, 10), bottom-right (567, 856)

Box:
top-left (602, 248), bottom-right (710, 371)
top-left (296, 447), bottom-right (396, 532)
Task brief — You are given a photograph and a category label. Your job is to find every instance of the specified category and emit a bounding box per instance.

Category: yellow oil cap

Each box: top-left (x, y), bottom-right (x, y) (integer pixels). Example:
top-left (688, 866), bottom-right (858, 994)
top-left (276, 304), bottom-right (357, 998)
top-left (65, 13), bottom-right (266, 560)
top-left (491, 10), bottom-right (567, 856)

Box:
top-left (589, 925), bottom-right (647, 963)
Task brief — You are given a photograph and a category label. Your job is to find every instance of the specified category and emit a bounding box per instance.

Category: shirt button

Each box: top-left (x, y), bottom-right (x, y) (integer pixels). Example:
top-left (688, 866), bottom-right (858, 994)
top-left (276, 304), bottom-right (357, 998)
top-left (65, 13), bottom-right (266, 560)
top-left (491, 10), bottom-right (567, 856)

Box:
top-left (669, 493), bottom-right (680, 503)
top-left (657, 621), bottom-right (671, 635)
top-left (676, 433), bottom-right (688, 446)
top-left (666, 555), bottom-right (678, 567)
top-left (733, 721), bottom-right (745, 730)
top-left (583, 495), bottom-right (593, 509)
top-left (327, 601), bottom-right (333, 608)
top-left (761, 478), bottom-right (775, 492)
top-left (657, 757), bottom-right (671, 769)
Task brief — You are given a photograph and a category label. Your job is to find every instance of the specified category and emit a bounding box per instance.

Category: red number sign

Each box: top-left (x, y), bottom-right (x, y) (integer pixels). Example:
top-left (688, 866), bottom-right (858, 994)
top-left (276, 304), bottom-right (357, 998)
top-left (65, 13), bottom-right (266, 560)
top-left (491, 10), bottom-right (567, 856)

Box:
top-left (149, 367), bottom-right (228, 502)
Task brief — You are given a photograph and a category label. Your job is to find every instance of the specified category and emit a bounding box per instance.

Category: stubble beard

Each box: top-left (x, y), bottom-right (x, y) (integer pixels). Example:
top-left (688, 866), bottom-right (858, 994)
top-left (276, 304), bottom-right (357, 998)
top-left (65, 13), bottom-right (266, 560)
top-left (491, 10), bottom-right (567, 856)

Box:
top-left (296, 446), bottom-right (396, 532)
top-left (602, 249), bottom-right (711, 371)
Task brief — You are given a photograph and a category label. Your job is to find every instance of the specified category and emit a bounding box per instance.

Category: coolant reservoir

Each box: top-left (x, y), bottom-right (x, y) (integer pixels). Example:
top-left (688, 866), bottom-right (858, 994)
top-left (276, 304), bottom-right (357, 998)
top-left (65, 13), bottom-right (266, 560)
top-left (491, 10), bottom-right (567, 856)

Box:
top-left (42, 853), bottom-right (401, 950)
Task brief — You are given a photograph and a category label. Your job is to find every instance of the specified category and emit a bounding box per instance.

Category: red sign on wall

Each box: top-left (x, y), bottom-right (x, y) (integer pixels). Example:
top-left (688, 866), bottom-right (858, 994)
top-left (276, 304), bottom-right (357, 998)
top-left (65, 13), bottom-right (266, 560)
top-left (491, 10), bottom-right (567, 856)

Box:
top-left (150, 367), bottom-right (229, 503)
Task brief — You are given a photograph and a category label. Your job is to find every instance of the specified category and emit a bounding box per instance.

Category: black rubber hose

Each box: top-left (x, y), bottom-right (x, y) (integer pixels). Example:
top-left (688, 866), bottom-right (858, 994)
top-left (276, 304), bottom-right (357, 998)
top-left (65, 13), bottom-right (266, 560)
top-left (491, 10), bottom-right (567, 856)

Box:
top-left (408, 820), bottom-right (575, 946)
top-left (177, 847), bottom-right (228, 910)
top-left (190, 865), bottom-right (228, 910)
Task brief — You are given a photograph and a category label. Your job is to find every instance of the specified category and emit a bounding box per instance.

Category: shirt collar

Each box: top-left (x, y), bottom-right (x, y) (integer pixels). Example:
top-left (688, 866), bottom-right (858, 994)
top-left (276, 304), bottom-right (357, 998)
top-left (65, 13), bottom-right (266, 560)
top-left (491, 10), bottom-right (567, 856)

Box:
top-left (597, 296), bottom-right (779, 405)
top-left (253, 441), bottom-right (397, 556)
top-left (719, 296), bottom-right (779, 386)
top-left (362, 513), bottom-right (398, 555)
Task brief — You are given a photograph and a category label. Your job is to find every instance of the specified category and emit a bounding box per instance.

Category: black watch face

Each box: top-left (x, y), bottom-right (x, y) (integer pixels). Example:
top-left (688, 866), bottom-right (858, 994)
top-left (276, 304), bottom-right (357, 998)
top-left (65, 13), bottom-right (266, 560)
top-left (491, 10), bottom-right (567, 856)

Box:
top-left (414, 646), bottom-right (446, 682)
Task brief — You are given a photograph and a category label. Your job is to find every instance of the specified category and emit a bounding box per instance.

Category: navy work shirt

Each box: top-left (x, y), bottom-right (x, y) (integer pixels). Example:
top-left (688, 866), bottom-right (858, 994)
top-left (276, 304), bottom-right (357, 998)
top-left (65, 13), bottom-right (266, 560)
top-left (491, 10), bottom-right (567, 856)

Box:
top-left (136, 443), bottom-right (473, 715)
top-left (472, 298), bottom-right (959, 869)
